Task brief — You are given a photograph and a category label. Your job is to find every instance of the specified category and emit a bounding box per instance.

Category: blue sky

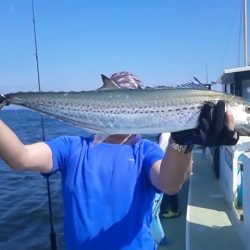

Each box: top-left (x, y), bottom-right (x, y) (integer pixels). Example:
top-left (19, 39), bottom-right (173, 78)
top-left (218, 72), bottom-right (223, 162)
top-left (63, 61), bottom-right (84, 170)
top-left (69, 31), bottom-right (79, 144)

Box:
top-left (0, 0), bottom-right (247, 92)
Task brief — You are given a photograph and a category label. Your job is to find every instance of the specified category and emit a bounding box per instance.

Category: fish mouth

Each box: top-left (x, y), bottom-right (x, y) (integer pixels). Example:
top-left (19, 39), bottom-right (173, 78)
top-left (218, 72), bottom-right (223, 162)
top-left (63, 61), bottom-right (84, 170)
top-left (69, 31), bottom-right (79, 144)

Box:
top-left (0, 94), bottom-right (6, 103)
top-left (237, 127), bottom-right (250, 136)
top-left (0, 94), bottom-right (9, 107)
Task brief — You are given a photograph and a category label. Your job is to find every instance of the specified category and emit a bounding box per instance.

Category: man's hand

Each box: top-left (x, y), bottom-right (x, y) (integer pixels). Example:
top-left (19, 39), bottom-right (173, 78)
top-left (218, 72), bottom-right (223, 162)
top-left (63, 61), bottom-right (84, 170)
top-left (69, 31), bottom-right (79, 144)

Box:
top-left (0, 94), bottom-right (7, 110)
top-left (171, 100), bottom-right (239, 147)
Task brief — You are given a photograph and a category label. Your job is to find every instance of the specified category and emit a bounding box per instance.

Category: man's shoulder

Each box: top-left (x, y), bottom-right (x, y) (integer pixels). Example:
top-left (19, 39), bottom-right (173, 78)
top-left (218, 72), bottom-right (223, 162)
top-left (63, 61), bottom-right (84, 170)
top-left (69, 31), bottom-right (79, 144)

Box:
top-left (62, 135), bottom-right (92, 141)
top-left (48, 135), bottom-right (93, 147)
top-left (135, 138), bottom-right (162, 156)
top-left (139, 138), bottom-right (158, 147)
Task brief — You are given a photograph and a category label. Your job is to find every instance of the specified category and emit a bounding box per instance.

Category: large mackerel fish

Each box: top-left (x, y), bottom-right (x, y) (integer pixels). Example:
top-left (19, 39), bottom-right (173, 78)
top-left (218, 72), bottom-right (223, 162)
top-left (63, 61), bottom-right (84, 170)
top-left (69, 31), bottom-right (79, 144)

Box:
top-left (1, 75), bottom-right (250, 135)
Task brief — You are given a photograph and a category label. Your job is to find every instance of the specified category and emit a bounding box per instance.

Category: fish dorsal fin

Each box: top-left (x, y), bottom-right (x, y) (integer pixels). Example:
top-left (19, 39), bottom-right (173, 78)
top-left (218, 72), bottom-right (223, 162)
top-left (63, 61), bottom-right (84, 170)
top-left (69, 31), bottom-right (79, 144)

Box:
top-left (146, 78), bottom-right (209, 90)
top-left (99, 74), bottom-right (120, 90)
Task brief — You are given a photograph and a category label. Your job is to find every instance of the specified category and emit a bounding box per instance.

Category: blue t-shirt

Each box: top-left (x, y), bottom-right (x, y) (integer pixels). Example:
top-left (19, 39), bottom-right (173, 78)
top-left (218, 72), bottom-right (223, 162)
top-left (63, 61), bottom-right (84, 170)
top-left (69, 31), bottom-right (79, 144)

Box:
top-left (46, 136), bottom-right (164, 250)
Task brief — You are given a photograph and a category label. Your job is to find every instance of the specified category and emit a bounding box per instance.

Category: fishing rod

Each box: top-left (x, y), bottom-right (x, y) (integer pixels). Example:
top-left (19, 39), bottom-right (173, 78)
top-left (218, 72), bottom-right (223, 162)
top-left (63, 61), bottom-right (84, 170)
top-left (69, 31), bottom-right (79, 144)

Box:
top-left (31, 1), bottom-right (57, 249)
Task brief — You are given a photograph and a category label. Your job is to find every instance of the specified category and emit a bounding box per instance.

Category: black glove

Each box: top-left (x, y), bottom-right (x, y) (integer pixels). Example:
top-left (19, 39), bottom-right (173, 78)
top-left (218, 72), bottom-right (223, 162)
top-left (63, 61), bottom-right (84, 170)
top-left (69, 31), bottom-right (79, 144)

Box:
top-left (171, 100), bottom-right (239, 147)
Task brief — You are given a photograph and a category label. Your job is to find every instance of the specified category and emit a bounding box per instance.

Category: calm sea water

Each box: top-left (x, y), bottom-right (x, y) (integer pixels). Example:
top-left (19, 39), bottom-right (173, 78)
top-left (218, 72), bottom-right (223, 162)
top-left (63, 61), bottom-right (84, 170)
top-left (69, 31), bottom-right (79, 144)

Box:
top-left (0, 110), bottom-right (157, 250)
top-left (0, 110), bottom-right (89, 250)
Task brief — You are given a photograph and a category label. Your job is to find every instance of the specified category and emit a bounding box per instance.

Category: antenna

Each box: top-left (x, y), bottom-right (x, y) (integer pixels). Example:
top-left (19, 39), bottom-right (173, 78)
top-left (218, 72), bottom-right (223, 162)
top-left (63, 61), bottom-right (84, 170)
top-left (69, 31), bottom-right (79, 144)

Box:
top-left (243, 0), bottom-right (248, 66)
top-left (205, 61), bottom-right (208, 84)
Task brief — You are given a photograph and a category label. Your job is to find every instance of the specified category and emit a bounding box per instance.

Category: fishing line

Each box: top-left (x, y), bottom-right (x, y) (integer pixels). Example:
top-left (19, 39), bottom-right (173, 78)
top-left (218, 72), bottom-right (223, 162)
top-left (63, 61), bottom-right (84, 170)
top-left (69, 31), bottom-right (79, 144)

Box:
top-left (31, 1), bottom-right (57, 249)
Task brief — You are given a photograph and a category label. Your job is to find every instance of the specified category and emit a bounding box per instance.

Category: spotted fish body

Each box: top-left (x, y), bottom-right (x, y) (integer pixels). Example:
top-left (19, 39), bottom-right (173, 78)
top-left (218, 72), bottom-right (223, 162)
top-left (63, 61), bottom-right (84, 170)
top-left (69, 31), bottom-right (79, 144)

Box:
top-left (3, 88), bottom-right (250, 135)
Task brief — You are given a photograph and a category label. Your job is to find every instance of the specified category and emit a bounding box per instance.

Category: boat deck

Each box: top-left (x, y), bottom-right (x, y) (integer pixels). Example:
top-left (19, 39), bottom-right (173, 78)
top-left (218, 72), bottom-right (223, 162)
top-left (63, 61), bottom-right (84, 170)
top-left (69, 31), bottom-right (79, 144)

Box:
top-left (158, 149), bottom-right (245, 250)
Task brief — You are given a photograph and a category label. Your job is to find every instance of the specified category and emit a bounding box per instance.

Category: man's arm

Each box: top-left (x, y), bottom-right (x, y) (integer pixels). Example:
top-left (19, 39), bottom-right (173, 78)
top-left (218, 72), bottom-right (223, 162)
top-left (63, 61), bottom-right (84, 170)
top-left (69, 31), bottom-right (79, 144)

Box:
top-left (0, 120), bottom-right (53, 173)
top-left (150, 109), bottom-right (236, 194)
top-left (150, 147), bottom-right (192, 194)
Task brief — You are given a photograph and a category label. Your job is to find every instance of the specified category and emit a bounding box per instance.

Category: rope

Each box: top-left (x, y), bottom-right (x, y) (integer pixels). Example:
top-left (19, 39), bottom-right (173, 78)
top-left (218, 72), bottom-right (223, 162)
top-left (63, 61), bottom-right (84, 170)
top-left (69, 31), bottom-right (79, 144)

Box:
top-left (31, 1), bottom-right (57, 249)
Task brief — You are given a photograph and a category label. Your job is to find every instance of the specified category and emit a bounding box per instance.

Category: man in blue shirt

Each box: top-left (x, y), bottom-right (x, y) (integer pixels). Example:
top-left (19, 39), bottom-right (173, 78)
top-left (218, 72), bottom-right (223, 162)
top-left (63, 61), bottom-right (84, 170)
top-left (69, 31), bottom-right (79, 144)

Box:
top-left (0, 71), bottom-right (238, 249)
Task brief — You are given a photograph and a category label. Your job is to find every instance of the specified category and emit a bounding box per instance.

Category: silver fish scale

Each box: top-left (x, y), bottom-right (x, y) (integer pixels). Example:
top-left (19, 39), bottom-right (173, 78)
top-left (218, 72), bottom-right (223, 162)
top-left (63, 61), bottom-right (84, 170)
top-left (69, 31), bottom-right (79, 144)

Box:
top-left (5, 89), bottom-right (250, 134)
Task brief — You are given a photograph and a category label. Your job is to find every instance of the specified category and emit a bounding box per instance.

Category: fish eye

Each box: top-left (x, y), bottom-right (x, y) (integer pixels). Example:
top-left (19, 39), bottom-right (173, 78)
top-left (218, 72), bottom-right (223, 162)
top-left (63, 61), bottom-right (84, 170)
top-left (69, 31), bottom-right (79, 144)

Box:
top-left (245, 106), bottom-right (250, 114)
